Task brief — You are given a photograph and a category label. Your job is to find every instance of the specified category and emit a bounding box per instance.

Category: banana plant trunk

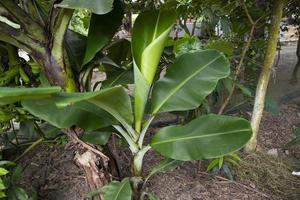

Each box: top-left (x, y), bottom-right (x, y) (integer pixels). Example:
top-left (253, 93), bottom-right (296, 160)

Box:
top-left (244, 0), bottom-right (284, 152)
top-left (0, 3), bottom-right (110, 198)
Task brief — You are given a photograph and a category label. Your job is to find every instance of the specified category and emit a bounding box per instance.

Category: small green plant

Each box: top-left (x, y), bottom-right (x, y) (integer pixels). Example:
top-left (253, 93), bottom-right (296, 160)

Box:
top-left (0, 158), bottom-right (12, 198)
top-left (6, 165), bottom-right (36, 200)
top-left (207, 153), bottom-right (241, 180)
top-left (0, 158), bottom-right (34, 200)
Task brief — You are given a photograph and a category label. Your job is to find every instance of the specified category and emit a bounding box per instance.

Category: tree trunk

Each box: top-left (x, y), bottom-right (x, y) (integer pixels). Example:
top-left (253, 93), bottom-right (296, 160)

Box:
top-left (244, 0), bottom-right (284, 152)
top-left (0, 3), bottom-right (113, 198)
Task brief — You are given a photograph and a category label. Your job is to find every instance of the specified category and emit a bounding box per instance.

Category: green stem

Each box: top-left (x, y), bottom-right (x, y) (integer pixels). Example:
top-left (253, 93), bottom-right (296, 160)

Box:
top-left (138, 116), bottom-right (154, 148)
top-left (14, 138), bottom-right (44, 162)
top-left (113, 125), bottom-right (139, 154)
top-left (6, 44), bottom-right (19, 66)
top-left (33, 122), bottom-right (46, 139)
top-left (0, 44), bottom-right (21, 85)
top-left (133, 145), bottom-right (151, 177)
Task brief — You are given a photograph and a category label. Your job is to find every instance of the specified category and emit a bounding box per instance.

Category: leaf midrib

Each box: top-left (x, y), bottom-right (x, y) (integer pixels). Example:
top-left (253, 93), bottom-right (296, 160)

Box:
top-left (114, 180), bottom-right (128, 200)
top-left (152, 129), bottom-right (250, 145)
top-left (152, 55), bottom-right (222, 113)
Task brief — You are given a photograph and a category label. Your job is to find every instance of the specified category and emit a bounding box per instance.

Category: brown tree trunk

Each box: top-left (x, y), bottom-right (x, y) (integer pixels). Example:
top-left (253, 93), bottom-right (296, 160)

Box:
top-left (245, 0), bottom-right (284, 152)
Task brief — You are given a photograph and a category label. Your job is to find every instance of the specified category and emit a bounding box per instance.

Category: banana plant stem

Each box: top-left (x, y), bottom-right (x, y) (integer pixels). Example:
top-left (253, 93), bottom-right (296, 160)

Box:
top-left (14, 138), bottom-right (44, 162)
top-left (133, 145), bottom-right (151, 177)
top-left (113, 125), bottom-right (139, 154)
top-left (138, 116), bottom-right (154, 148)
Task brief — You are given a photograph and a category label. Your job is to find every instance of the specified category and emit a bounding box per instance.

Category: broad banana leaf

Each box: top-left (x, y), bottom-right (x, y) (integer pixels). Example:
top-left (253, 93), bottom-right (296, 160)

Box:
top-left (151, 50), bottom-right (230, 114)
top-left (151, 114), bottom-right (252, 161)
top-left (82, 0), bottom-right (124, 66)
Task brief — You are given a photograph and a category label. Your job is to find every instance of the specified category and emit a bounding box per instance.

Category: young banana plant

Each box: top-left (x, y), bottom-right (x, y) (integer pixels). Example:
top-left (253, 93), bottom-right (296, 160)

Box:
top-left (0, 9), bottom-right (252, 200)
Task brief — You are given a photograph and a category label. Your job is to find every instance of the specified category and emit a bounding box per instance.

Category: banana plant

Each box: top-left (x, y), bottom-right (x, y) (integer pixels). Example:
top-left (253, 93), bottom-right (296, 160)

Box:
top-left (0, 8), bottom-right (252, 200)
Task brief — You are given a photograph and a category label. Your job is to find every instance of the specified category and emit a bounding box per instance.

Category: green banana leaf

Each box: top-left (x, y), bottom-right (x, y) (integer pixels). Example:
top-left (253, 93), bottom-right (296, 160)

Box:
top-left (55, 0), bottom-right (114, 15)
top-left (103, 178), bottom-right (132, 200)
top-left (22, 100), bottom-right (115, 131)
top-left (81, 131), bottom-right (111, 145)
top-left (49, 86), bottom-right (133, 126)
top-left (65, 30), bottom-right (87, 72)
top-left (0, 86), bottom-right (132, 131)
top-left (151, 50), bottom-right (230, 114)
top-left (82, 0), bottom-right (124, 66)
top-left (151, 114), bottom-right (252, 161)
top-left (145, 158), bottom-right (182, 182)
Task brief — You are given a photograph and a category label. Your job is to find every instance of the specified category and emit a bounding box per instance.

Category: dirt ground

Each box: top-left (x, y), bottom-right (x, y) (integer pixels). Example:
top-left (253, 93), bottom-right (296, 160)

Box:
top-left (16, 42), bottom-right (300, 199)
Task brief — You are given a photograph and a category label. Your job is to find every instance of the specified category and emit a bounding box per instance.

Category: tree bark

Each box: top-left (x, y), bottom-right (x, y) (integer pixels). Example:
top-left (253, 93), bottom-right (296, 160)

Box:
top-left (0, 2), bottom-right (112, 198)
top-left (244, 0), bottom-right (284, 152)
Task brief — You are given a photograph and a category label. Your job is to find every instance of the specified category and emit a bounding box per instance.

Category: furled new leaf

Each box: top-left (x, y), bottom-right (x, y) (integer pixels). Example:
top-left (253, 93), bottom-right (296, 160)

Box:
top-left (132, 9), bottom-right (177, 84)
top-left (103, 178), bottom-right (132, 200)
top-left (151, 50), bottom-right (230, 114)
top-left (151, 114), bottom-right (252, 161)
top-left (131, 9), bottom-right (176, 131)
top-left (55, 0), bottom-right (114, 15)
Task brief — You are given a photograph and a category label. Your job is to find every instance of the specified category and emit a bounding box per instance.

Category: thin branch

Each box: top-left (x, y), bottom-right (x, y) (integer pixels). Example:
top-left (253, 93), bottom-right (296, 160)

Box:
top-left (218, 25), bottom-right (255, 114)
top-left (218, 2), bottom-right (261, 114)
top-left (14, 138), bottom-right (44, 162)
top-left (241, 0), bottom-right (254, 25)
top-left (179, 18), bottom-right (191, 35)
top-left (191, 18), bottom-right (197, 36)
